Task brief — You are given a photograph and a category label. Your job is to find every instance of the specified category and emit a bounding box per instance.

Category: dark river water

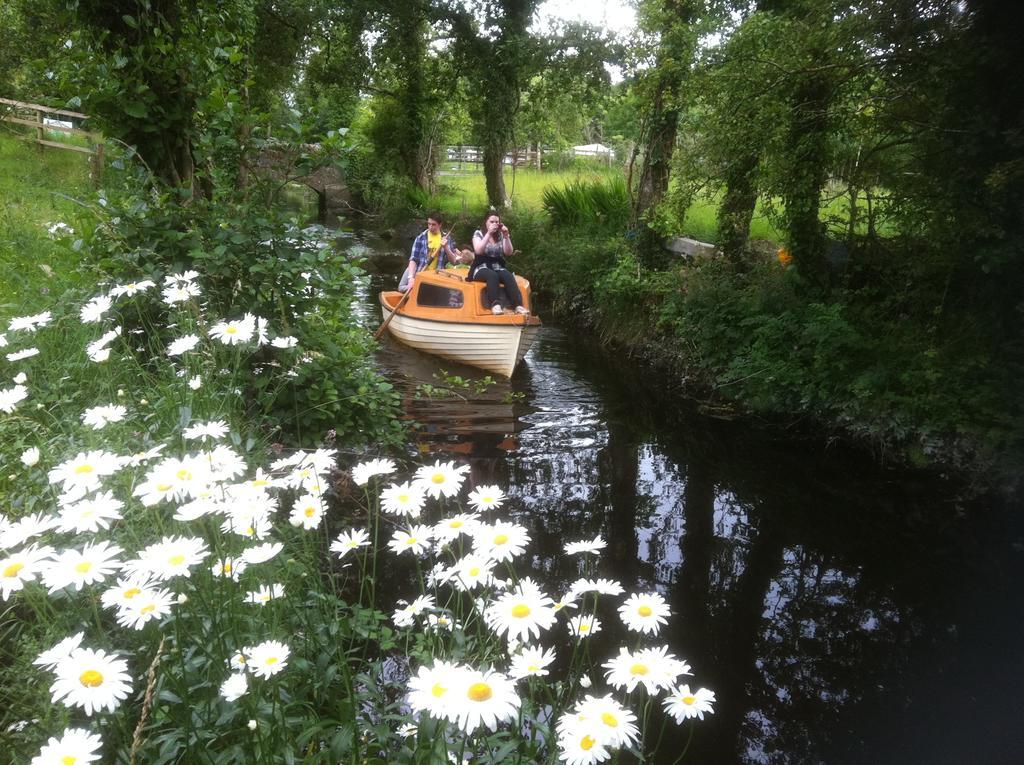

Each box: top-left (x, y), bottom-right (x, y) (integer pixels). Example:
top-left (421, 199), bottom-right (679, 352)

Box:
top-left (338, 226), bottom-right (1024, 764)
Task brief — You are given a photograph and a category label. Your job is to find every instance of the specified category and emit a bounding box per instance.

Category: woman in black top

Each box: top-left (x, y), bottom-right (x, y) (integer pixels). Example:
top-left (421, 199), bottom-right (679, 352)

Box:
top-left (470, 212), bottom-right (528, 315)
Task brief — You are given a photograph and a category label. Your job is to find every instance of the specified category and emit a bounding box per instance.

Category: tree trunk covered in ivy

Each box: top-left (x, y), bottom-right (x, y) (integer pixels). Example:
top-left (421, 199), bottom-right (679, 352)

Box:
top-left (394, 0), bottom-right (433, 191)
top-left (631, 0), bottom-right (698, 268)
top-left (716, 154), bottom-right (759, 264)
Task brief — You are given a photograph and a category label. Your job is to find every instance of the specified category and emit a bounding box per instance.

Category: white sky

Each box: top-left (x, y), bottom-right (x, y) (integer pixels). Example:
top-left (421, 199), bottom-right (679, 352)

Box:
top-left (535, 0), bottom-right (637, 33)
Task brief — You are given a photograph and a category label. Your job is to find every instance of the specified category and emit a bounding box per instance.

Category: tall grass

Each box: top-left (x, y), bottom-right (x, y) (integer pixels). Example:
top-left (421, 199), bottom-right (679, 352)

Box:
top-left (542, 176), bottom-right (630, 229)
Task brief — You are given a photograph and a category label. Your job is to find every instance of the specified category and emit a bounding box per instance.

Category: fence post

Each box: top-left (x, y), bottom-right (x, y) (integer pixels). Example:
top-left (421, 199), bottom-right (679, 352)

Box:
top-left (35, 108), bottom-right (44, 151)
top-left (91, 136), bottom-right (104, 188)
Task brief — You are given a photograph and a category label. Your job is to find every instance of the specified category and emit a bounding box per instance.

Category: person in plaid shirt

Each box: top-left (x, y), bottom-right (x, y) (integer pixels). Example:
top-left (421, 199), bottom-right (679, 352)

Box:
top-left (398, 212), bottom-right (466, 292)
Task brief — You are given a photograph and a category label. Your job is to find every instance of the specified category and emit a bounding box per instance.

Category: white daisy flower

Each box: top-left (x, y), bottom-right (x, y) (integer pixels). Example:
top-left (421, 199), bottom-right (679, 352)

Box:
top-left (472, 521), bottom-right (530, 562)
top-left (330, 528), bottom-right (369, 558)
top-left (351, 457), bottom-right (396, 486)
top-left (0, 513), bottom-right (59, 550)
top-left (556, 725), bottom-right (610, 765)
top-left (0, 384), bottom-right (29, 412)
top-left (80, 295), bottom-right (113, 323)
top-left (602, 645), bottom-right (690, 695)
top-left (42, 541), bottom-right (122, 592)
top-left (246, 583), bottom-right (285, 606)
top-left (1, 545), bottom-right (55, 600)
top-left (115, 587), bottom-right (174, 629)
top-left (289, 494), bottom-right (325, 529)
top-left (81, 404), bottom-right (127, 430)
top-left (564, 535), bottom-right (607, 555)
top-left (508, 645), bottom-right (556, 680)
top-left (446, 668), bottom-right (520, 734)
top-left (124, 535), bottom-right (209, 581)
top-left (432, 512), bottom-right (480, 544)
top-left (166, 334), bottom-right (201, 356)
top-left (100, 577), bottom-right (156, 611)
top-left (30, 727), bottom-right (103, 765)
top-left (210, 557), bottom-right (247, 580)
top-left (379, 481), bottom-right (427, 518)
top-left (413, 460), bottom-right (471, 499)
top-left (8, 311), bottom-right (51, 332)
top-left (567, 615), bottom-right (601, 638)
top-left (6, 348), bottom-right (40, 362)
top-left (567, 578), bottom-right (624, 600)
top-left (387, 525), bottom-right (433, 556)
top-left (48, 450), bottom-right (122, 492)
top-left (559, 694), bottom-right (638, 749)
top-left (220, 673), bottom-right (248, 702)
top-left (209, 315), bottom-right (256, 345)
top-left (448, 553), bottom-right (496, 591)
top-left (247, 640), bottom-right (290, 678)
top-left (165, 269), bottom-right (200, 284)
top-left (33, 632), bottom-right (85, 670)
top-left (187, 375), bottom-right (202, 390)
top-left (86, 327), bottom-right (122, 360)
top-left (183, 420), bottom-right (229, 441)
top-left (663, 684), bottom-right (716, 722)
top-left (110, 279), bottom-right (155, 297)
top-left (467, 485), bottom-right (505, 512)
top-left (618, 592), bottom-right (671, 635)
top-left (240, 542), bottom-right (283, 565)
top-left (407, 660), bottom-right (464, 719)
top-left (486, 586), bottom-right (557, 643)
top-left (162, 282), bottom-right (201, 305)
top-left (50, 648), bottom-right (132, 716)
top-left (20, 446), bottom-right (40, 467)
top-left (271, 335), bottom-right (297, 348)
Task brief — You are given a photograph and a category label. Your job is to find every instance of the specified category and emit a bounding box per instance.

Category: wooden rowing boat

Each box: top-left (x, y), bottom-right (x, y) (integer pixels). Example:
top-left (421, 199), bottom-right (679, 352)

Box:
top-left (378, 269), bottom-right (542, 378)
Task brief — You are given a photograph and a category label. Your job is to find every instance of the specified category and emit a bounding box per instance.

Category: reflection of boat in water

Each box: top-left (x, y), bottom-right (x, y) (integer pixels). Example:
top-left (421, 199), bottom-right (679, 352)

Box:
top-left (378, 269), bottom-right (541, 378)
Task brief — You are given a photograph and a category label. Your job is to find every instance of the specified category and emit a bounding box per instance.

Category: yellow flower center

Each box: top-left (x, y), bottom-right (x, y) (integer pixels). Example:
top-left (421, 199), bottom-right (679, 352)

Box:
top-left (79, 669), bottom-right (104, 687)
top-left (124, 587), bottom-right (141, 599)
top-left (431, 473), bottom-right (445, 484)
top-left (683, 695), bottom-right (696, 705)
top-left (493, 534), bottom-right (508, 545)
top-left (579, 624), bottom-right (590, 632)
top-left (252, 479), bottom-right (269, 487)
top-left (62, 756), bottom-right (77, 765)
top-left (638, 605), bottom-right (653, 617)
top-left (75, 561), bottom-right (93, 573)
top-left (140, 604), bottom-right (156, 614)
top-left (168, 554), bottom-right (186, 566)
top-left (3, 562), bottom-right (25, 578)
top-left (176, 469), bottom-right (191, 481)
top-left (581, 735), bottom-right (596, 751)
top-left (630, 663), bottom-right (649, 676)
top-left (245, 527), bottom-right (255, 536)
top-left (156, 483), bottom-right (173, 492)
top-left (304, 506), bottom-right (315, 517)
top-left (265, 657), bottom-right (278, 665)
top-left (600, 712), bottom-right (619, 728)
top-left (511, 604), bottom-right (531, 618)
top-left (75, 464), bottom-right (95, 474)
top-left (468, 567), bottom-right (480, 577)
top-left (223, 563), bottom-right (233, 573)
top-left (405, 537), bottom-right (417, 545)
top-left (398, 493), bottom-right (410, 502)
top-left (226, 326), bottom-right (238, 334)
top-left (527, 664), bottom-right (539, 672)
top-left (467, 682), bottom-right (493, 702)
top-left (431, 683), bottom-right (447, 698)
top-left (450, 519), bottom-right (463, 528)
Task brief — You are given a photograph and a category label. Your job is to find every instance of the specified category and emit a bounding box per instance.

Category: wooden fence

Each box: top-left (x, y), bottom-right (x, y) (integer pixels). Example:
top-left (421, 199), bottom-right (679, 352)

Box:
top-left (443, 144), bottom-right (616, 171)
top-left (0, 97), bottom-right (104, 184)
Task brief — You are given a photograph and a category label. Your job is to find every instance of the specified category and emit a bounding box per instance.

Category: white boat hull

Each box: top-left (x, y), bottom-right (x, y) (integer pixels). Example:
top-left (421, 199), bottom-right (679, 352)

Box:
top-left (381, 304), bottom-right (540, 378)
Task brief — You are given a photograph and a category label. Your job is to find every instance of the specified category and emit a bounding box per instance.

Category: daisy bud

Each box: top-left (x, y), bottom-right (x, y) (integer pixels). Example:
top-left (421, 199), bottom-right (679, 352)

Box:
top-left (580, 675), bottom-right (593, 689)
top-left (139, 398), bottom-right (148, 405)
top-left (117, 389), bottom-right (124, 397)
top-left (176, 594), bottom-right (188, 604)
top-left (247, 720), bottom-right (257, 731)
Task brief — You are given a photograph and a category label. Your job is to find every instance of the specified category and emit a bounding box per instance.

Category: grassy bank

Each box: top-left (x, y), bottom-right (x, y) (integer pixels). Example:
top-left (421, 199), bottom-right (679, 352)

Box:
top-left (0, 135), bottom-right (96, 308)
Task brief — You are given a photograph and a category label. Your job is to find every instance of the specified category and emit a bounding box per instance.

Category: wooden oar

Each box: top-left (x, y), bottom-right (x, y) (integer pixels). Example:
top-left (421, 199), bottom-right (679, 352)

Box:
top-left (373, 225), bottom-right (454, 340)
top-left (373, 288), bottom-right (411, 340)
